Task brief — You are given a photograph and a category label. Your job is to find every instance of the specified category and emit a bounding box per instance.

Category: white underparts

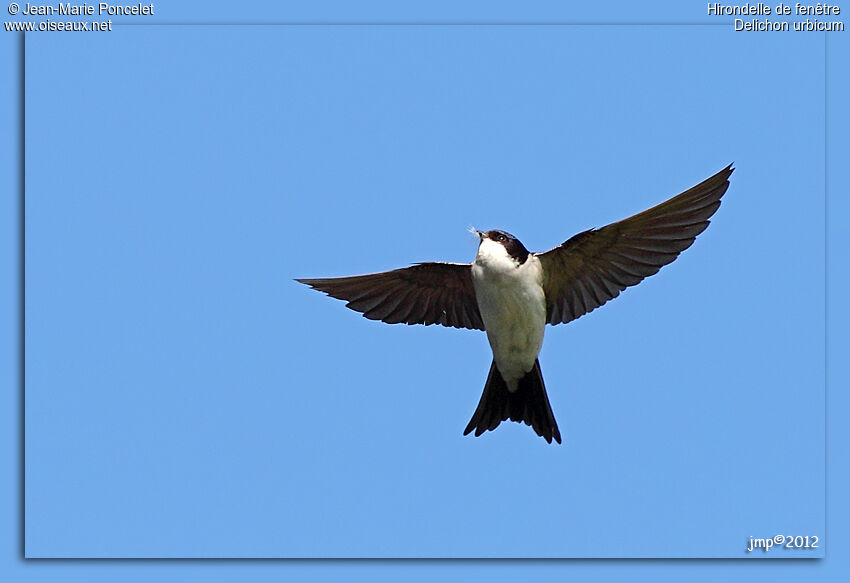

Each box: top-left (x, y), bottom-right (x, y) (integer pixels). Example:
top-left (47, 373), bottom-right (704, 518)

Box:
top-left (471, 238), bottom-right (546, 391)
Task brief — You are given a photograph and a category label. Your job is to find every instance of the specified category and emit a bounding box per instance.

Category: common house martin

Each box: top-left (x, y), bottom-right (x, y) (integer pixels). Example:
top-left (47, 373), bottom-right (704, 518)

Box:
top-left (297, 165), bottom-right (733, 443)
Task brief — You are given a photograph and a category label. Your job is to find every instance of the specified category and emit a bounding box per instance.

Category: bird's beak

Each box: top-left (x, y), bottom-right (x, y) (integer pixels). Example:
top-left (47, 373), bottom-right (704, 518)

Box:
top-left (469, 226), bottom-right (485, 240)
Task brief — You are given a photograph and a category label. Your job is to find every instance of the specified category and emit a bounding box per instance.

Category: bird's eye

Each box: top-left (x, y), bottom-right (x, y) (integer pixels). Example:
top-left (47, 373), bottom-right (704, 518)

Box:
top-left (498, 234), bottom-right (506, 242)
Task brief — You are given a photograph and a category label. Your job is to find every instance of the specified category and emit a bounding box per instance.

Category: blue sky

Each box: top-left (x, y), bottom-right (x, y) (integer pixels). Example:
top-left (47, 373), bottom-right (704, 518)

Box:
top-left (3, 0), bottom-right (849, 580)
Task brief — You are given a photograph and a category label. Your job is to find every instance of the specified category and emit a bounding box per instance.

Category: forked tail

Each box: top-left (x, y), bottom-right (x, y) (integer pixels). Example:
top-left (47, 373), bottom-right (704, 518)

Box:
top-left (463, 359), bottom-right (561, 444)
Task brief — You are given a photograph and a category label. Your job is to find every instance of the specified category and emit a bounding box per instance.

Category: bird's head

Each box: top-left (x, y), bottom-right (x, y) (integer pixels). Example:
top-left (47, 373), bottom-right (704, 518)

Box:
top-left (471, 228), bottom-right (530, 265)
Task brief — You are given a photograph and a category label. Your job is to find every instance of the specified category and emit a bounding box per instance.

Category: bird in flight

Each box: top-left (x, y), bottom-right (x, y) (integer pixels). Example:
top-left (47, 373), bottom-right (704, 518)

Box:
top-left (297, 165), bottom-right (733, 444)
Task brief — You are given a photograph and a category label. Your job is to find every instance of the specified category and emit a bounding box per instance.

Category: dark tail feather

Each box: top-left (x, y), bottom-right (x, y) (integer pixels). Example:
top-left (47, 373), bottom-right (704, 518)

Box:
top-left (463, 359), bottom-right (561, 444)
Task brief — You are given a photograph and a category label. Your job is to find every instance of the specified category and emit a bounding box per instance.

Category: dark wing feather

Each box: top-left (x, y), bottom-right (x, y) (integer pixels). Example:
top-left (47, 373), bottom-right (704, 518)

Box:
top-left (296, 262), bottom-right (484, 330)
top-left (538, 165), bottom-right (733, 325)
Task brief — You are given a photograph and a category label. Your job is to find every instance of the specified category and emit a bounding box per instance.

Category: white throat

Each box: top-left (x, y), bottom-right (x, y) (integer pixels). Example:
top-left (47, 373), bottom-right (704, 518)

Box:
top-left (474, 238), bottom-right (520, 274)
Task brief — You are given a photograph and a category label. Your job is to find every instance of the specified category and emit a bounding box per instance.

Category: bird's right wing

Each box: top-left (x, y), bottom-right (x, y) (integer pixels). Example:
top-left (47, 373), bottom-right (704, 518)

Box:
top-left (537, 165), bottom-right (733, 325)
top-left (296, 262), bottom-right (484, 330)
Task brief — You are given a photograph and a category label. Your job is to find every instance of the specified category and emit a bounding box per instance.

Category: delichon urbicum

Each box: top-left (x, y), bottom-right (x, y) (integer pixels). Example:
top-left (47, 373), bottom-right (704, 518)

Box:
top-left (297, 165), bottom-right (733, 443)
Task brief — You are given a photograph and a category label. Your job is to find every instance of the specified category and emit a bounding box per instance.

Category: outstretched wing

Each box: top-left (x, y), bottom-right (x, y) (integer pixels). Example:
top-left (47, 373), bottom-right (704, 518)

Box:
top-left (296, 262), bottom-right (484, 330)
top-left (537, 165), bottom-right (733, 325)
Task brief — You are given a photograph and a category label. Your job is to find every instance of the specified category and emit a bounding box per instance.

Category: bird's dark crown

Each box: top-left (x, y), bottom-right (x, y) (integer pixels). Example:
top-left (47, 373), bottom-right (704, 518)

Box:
top-left (485, 230), bottom-right (530, 264)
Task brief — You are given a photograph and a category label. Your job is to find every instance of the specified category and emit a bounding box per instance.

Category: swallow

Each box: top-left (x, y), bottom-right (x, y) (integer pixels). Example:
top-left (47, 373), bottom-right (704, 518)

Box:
top-left (297, 165), bottom-right (733, 443)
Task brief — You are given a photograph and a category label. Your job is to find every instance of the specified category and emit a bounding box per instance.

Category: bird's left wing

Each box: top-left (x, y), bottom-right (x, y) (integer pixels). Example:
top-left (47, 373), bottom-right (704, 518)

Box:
top-left (296, 262), bottom-right (484, 330)
top-left (537, 165), bottom-right (733, 326)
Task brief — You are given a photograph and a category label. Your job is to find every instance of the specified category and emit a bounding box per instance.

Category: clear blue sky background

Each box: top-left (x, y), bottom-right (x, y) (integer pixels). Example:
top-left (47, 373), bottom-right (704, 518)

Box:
top-left (3, 0), bottom-right (849, 580)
